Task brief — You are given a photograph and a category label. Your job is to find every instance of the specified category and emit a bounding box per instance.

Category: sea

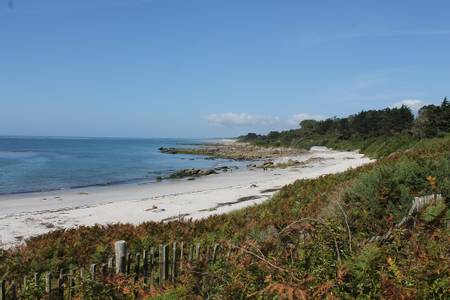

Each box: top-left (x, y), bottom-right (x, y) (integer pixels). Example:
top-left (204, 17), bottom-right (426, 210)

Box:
top-left (0, 136), bottom-right (240, 195)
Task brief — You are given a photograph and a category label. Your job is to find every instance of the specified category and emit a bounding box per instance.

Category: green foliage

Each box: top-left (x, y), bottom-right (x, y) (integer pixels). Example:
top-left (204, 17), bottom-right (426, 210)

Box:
top-left (149, 287), bottom-right (188, 300)
top-left (78, 276), bottom-right (116, 300)
top-left (413, 97), bottom-right (450, 138)
top-left (19, 280), bottom-right (45, 299)
top-left (421, 199), bottom-right (447, 223)
top-left (346, 244), bottom-right (384, 296)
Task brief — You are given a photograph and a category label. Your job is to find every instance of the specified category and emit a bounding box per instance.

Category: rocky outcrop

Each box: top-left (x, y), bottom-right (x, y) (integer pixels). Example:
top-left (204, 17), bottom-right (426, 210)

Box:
top-left (168, 168), bottom-right (218, 179)
top-left (159, 142), bottom-right (306, 160)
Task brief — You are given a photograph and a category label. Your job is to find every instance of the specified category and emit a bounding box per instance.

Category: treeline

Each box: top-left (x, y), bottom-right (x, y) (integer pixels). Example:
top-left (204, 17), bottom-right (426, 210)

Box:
top-left (239, 98), bottom-right (450, 152)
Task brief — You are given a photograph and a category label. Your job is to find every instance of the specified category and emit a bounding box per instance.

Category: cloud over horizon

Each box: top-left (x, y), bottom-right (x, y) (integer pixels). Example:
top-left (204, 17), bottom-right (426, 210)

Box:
top-left (392, 99), bottom-right (428, 114)
top-left (206, 112), bottom-right (325, 129)
top-left (287, 113), bottom-right (326, 126)
top-left (206, 112), bottom-right (280, 127)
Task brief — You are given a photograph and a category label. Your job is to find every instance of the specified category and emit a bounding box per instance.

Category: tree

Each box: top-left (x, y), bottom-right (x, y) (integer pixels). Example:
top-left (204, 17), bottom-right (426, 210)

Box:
top-left (413, 105), bottom-right (440, 138)
top-left (438, 97), bottom-right (450, 132)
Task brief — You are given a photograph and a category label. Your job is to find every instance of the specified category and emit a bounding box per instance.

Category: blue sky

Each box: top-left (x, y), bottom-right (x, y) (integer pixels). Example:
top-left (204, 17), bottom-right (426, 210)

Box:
top-left (1, 0), bottom-right (449, 138)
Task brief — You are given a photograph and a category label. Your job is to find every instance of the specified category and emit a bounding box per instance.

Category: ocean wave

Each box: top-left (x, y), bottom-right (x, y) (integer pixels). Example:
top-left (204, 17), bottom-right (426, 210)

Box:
top-left (0, 151), bottom-right (40, 159)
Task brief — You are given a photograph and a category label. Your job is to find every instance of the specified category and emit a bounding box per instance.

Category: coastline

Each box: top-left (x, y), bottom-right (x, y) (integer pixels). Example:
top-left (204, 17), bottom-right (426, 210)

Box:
top-left (0, 146), bottom-right (373, 248)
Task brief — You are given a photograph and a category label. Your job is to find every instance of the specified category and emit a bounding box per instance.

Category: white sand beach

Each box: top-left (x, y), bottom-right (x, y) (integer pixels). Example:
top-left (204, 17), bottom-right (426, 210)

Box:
top-left (0, 147), bottom-right (373, 248)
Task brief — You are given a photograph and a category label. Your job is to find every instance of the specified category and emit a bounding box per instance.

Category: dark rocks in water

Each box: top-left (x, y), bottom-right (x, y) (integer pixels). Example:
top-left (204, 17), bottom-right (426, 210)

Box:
top-left (158, 147), bottom-right (176, 154)
top-left (214, 166), bottom-right (232, 172)
top-left (168, 168), bottom-right (218, 179)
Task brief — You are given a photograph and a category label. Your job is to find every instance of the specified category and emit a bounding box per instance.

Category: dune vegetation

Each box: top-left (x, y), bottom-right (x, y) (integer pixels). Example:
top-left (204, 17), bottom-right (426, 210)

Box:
top-left (0, 101), bottom-right (449, 299)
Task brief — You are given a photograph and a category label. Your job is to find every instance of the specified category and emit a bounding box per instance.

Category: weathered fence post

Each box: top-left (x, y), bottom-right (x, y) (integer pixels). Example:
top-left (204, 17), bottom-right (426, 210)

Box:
top-left (149, 247), bottom-right (155, 287)
top-left (34, 272), bottom-right (39, 286)
top-left (143, 250), bottom-right (149, 283)
top-left (212, 244), bottom-right (220, 264)
top-left (107, 257), bottom-right (114, 272)
top-left (172, 242), bottom-right (177, 284)
top-left (134, 253), bottom-right (141, 282)
top-left (159, 244), bottom-right (168, 284)
top-left (195, 243), bottom-right (201, 261)
top-left (188, 244), bottom-right (194, 262)
top-left (11, 281), bottom-right (17, 300)
top-left (180, 242), bottom-right (185, 272)
top-left (101, 264), bottom-right (107, 279)
top-left (205, 245), bottom-right (210, 264)
top-left (68, 275), bottom-right (73, 300)
top-left (46, 273), bottom-right (52, 299)
top-left (58, 269), bottom-right (64, 300)
top-left (58, 277), bottom-right (64, 300)
top-left (126, 253), bottom-right (132, 275)
top-left (90, 264), bottom-right (97, 280)
top-left (114, 240), bottom-right (127, 274)
top-left (0, 279), bottom-right (5, 300)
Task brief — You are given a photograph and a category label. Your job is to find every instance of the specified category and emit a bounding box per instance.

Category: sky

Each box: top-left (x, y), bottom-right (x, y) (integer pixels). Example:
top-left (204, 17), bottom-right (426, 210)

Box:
top-left (1, 0), bottom-right (449, 138)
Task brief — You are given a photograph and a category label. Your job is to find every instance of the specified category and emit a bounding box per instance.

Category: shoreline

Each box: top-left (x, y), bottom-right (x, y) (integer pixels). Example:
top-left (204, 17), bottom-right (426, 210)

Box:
top-left (0, 146), bottom-right (373, 248)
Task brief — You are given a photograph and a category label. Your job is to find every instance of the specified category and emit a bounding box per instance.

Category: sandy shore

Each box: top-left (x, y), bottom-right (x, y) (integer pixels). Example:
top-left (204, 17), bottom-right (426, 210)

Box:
top-left (0, 147), bottom-right (373, 248)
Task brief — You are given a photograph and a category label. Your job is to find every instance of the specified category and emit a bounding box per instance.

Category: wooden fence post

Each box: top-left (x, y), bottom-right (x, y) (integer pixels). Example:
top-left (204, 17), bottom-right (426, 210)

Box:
top-left (114, 240), bottom-right (127, 274)
top-left (11, 281), bottom-right (17, 300)
top-left (68, 275), bottom-right (73, 300)
top-left (180, 242), bottom-right (185, 272)
top-left (159, 244), bottom-right (168, 284)
top-left (107, 257), bottom-right (114, 271)
top-left (195, 243), bottom-right (201, 261)
top-left (212, 244), bottom-right (220, 264)
top-left (126, 253), bottom-right (132, 275)
top-left (134, 253), bottom-right (141, 282)
top-left (172, 242), bottom-right (177, 284)
top-left (101, 264), bottom-right (107, 279)
top-left (205, 245), bottom-right (210, 264)
top-left (34, 272), bottom-right (39, 286)
top-left (46, 273), bottom-right (52, 299)
top-left (58, 277), bottom-right (64, 300)
top-left (188, 244), bottom-right (194, 262)
top-left (142, 250), bottom-right (148, 283)
top-left (149, 247), bottom-right (155, 287)
top-left (90, 264), bottom-right (97, 281)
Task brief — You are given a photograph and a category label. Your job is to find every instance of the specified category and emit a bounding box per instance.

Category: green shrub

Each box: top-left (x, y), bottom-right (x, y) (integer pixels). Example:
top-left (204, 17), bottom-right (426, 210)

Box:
top-left (421, 199), bottom-right (447, 223)
top-left (346, 244), bottom-right (384, 296)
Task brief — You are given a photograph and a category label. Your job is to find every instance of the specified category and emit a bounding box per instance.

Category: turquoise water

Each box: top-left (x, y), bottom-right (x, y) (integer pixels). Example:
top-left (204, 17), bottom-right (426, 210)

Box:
top-left (0, 137), bottom-right (237, 195)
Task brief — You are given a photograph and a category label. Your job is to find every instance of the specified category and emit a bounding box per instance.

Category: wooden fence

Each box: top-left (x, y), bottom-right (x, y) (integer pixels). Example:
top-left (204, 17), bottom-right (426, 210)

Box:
top-left (0, 240), bottom-right (228, 300)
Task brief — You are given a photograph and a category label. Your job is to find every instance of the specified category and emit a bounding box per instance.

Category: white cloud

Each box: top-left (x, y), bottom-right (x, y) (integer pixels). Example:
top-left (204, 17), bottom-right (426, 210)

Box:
top-left (393, 99), bottom-right (427, 114)
top-left (206, 112), bottom-right (326, 128)
top-left (288, 113), bottom-right (325, 126)
top-left (206, 112), bottom-right (280, 127)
